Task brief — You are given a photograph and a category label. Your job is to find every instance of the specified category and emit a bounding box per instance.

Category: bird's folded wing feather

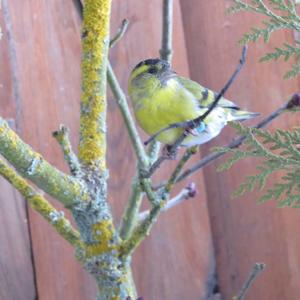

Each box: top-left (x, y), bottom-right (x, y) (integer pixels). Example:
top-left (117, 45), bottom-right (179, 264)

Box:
top-left (177, 76), bottom-right (240, 109)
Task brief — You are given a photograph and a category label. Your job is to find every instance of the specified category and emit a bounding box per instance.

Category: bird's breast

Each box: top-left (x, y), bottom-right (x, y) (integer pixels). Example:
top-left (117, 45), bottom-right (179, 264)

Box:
top-left (132, 79), bottom-right (201, 144)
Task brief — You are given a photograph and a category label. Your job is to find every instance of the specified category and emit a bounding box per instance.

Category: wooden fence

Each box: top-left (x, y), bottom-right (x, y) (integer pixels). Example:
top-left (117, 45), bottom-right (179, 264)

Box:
top-left (0, 1), bottom-right (299, 299)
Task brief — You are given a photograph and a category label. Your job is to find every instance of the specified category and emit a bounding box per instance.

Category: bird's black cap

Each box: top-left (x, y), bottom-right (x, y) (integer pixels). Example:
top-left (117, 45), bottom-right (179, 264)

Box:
top-left (133, 58), bottom-right (170, 71)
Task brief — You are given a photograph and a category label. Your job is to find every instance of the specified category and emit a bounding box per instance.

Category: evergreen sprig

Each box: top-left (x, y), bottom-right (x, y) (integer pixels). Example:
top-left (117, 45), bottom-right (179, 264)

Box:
top-left (216, 121), bottom-right (300, 207)
top-left (229, 0), bottom-right (300, 78)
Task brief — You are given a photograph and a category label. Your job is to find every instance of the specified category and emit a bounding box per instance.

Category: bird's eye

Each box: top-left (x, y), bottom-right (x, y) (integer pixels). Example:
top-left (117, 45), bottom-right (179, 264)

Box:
top-left (148, 67), bottom-right (156, 74)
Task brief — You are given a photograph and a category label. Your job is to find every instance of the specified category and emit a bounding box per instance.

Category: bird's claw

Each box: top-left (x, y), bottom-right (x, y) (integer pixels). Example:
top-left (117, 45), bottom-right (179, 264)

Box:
top-left (162, 145), bottom-right (178, 159)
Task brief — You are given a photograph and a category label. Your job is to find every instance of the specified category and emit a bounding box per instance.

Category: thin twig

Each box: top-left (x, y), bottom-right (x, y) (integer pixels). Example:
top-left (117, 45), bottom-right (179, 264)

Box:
top-left (53, 125), bottom-right (82, 177)
top-left (160, 0), bottom-right (173, 62)
top-left (144, 46), bottom-right (248, 176)
top-left (138, 184), bottom-right (196, 222)
top-left (107, 63), bottom-right (149, 169)
top-left (234, 263), bottom-right (266, 300)
top-left (147, 140), bottom-right (161, 163)
top-left (147, 155), bottom-right (167, 176)
top-left (164, 146), bottom-right (198, 194)
top-left (73, 1), bottom-right (128, 50)
top-left (120, 203), bottom-right (162, 258)
top-left (110, 19), bottom-right (129, 48)
top-left (119, 176), bottom-right (144, 240)
top-left (139, 178), bottom-right (159, 205)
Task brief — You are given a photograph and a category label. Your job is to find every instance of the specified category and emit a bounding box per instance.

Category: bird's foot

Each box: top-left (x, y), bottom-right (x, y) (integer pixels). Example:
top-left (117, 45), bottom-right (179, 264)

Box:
top-left (162, 144), bottom-right (178, 159)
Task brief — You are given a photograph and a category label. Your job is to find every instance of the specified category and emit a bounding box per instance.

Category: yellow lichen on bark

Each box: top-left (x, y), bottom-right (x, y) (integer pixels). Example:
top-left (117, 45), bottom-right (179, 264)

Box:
top-left (79, 0), bottom-right (112, 171)
top-left (0, 159), bottom-right (82, 248)
top-left (85, 219), bottom-right (116, 257)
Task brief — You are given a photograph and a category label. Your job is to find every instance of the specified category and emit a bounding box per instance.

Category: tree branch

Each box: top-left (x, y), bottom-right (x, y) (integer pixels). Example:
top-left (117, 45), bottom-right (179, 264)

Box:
top-left (0, 158), bottom-right (82, 248)
top-left (120, 203), bottom-right (162, 258)
top-left (119, 175), bottom-right (144, 240)
top-left (79, 0), bottom-right (112, 173)
top-left (164, 146), bottom-right (198, 194)
top-left (234, 263), bottom-right (266, 300)
top-left (138, 184), bottom-right (196, 222)
top-left (109, 19), bottom-right (129, 48)
top-left (53, 125), bottom-right (82, 177)
top-left (0, 118), bottom-right (88, 207)
top-left (160, 0), bottom-right (173, 62)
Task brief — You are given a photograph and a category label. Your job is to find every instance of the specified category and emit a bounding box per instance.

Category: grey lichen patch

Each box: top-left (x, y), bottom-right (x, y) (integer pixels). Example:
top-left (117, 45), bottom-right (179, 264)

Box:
top-left (72, 199), bottom-right (116, 246)
top-left (73, 202), bottom-right (103, 243)
top-left (85, 252), bottom-right (132, 300)
top-left (84, 251), bottom-right (123, 278)
top-left (49, 210), bottom-right (65, 224)
top-left (26, 157), bottom-right (42, 175)
top-left (98, 111), bottom-right (107, 134)
top-left (72, 168), bottom-right (112, 244)
top-left (80, 101), bottom-right (92, 114)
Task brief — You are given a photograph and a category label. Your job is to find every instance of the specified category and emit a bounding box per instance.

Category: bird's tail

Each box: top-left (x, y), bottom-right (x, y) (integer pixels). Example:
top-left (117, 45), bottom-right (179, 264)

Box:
top-left (227, 109), bottom-right (260, 121)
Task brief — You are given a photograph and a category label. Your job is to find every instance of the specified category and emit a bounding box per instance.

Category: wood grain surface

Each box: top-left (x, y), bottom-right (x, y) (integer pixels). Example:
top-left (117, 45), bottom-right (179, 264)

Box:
top-left (0, 3), bottom-right (36, 299)
top-left (180, 1), bottom-right (300, 299)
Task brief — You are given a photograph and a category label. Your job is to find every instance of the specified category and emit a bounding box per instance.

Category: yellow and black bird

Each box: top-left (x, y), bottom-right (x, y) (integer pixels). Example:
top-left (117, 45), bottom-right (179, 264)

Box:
top-left (128, 58), bottom-right (258, 147)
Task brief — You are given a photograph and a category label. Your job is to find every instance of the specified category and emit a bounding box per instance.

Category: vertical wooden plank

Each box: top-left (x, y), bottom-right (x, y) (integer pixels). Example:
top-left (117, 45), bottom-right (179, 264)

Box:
top-left (109, 1), bottom-right (215, 299)
top-left (180, 1), bottom-right (300, 299)
top-left (2, 0), bottom-right (97, 299)
top-left (0, 5), bottom-right (36, 300)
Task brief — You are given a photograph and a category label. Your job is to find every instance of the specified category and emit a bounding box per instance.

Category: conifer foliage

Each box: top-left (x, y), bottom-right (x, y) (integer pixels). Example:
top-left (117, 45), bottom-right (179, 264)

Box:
top-left (229, 0), bottom-right (300, 78)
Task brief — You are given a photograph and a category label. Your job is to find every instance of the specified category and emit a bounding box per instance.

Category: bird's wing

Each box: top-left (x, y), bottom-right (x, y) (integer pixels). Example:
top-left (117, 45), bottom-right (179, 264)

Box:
top-left (177, 76), bottom-right (240, 109)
